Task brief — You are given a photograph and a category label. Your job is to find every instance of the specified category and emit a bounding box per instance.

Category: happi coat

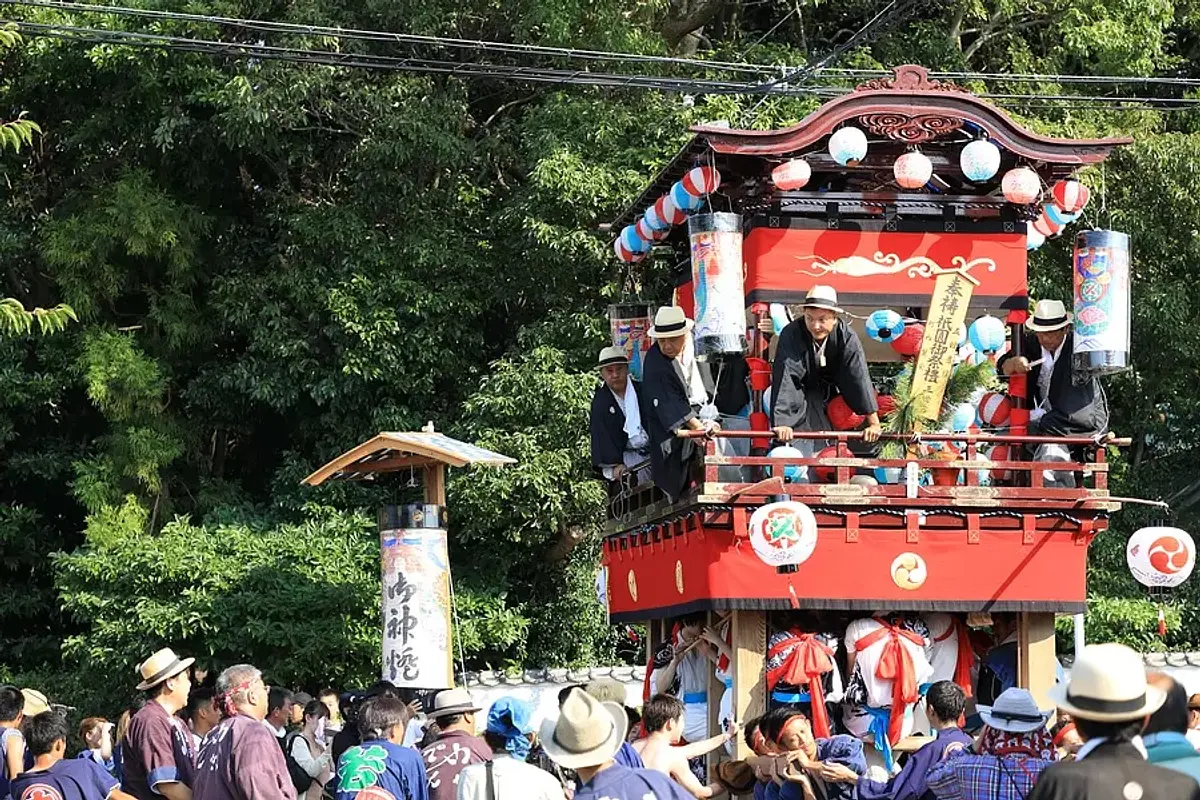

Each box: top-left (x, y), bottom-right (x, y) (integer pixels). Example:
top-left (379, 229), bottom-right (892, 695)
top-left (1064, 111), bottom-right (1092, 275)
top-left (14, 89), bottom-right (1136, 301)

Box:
top-left (770, 319), bottom-right (877, 433)
top-left (640, 343), bottom-right (700, 498)
top-left (857, 727), bottom-right (973, 800)
top-left (1000, 331), bottom-right (1108, 437)
top-left (11, 759), bottom-right (119, 800)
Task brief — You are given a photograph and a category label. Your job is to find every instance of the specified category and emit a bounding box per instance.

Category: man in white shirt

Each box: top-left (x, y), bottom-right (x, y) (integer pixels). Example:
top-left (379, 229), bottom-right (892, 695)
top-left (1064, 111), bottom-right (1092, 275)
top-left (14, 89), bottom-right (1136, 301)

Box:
top-left (263, 688), bottom-right (293, 738)
top-left (456, 697), bottom-right (564, 800)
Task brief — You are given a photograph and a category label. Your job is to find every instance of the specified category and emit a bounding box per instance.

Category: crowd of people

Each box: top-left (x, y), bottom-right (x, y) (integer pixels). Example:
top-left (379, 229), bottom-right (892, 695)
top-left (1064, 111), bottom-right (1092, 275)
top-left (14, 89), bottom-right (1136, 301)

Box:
top-left (4, 634), bottom-right (1200, 800)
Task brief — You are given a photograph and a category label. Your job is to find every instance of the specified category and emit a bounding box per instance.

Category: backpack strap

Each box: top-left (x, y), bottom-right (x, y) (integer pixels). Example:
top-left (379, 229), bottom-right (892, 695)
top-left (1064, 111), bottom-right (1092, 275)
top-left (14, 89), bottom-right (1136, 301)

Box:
top-left (485, 760), bottom-right (496, 800)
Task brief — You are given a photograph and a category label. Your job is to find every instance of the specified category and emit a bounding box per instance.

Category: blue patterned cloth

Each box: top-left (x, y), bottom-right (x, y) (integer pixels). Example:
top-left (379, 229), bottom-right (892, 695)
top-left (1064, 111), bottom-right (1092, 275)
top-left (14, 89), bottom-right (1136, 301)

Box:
top-left (925, 749), bottom-right (1052, 800)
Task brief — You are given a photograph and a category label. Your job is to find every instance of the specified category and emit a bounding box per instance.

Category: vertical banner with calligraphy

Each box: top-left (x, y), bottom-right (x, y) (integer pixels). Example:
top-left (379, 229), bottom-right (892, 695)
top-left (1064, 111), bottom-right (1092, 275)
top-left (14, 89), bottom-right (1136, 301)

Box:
top-left (909, 258), bottom-right (986, 427)
top-left (379, 504), bottom-right (453, 688)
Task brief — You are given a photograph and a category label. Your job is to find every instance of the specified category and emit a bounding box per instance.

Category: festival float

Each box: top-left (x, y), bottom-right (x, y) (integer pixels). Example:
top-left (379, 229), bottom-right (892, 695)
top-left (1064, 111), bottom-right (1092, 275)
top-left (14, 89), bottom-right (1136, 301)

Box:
top-left (598, 65), bottom-right (1165, 758)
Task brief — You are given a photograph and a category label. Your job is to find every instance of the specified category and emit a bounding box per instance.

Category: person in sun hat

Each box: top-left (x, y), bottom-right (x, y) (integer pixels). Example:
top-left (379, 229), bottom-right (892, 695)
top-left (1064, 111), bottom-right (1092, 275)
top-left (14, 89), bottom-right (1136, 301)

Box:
top-left (540, 688), bottom-right (689, 800)
top-left (420, 688), bottom-right (490, 800)
top-left (581, 679), bottom-right (644, 769)
top-left (926, 687), bottom-right (1056, 800)
top-left (999, 298), bottom-right (1109, 439)
top-left (770, 285), bottom-right (881, 463)
top-left (123, 648), bottom-right (196, 800)
top-left (640, 306), bottom-right (721, 499)
top-left (1027, 643), bottom-right (1200, 800)
top-left (589, 345), bottom-right (650, 484)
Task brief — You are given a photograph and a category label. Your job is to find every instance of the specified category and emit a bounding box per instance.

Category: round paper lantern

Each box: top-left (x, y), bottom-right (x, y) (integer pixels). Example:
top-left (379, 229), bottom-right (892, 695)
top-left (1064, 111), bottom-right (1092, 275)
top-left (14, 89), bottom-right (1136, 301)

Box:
top-left (986, 444), bottom-right (1012, 481)
top-left (865, 309), bottom-right (905, 343)
top-left (682, 165), bottom-right (721, 196)
top-left (763, 385), bottom-right (772, 416)
top-left (977, 391), bottom-right (1012, 427)
top-left (958, 324), bottom-right (968, 349)
top-left (613, 237), bottom-right (640, 263)
top-left (894, 151), bottom-right (933, 189)
top-left (771, 159), bottom-right (811, 191)
top-left (874, 466), bottom-right (902, 484)
top-left (747, 500), bottom-right (819, 569)
top-left (1032, 208), bottom-right (1064, 238)
top-left (654, 193), bottom-right (687, 226)
top-left (827, 396), bottom-right (864, 431)
top-left (812, 446), bottom-right (839, 483)
top-left (768, 445), bottom-right (804, 483)
top-left (829, 126), bottom-right (868, 167)
top-left (1052, 178), bottom-right (1090, 214)
top-left (968, 315), bottom-right (1006, 353)
top-left (1045, 203), bottom-right (1079, 227)
top-left (949, 402), bottom-right (976, 432)
top-left (1001, 167), bottom-right (1041, 205)
top-left (620, 224), bottom-right (650, 254)
top-left (876, 394), bottom-right (896, 417)
top-left (970, 452), bottom-right (992, 486)
top-left (1127, 526), bottom-right (1196, 588)
top-left (890, 323), bottom-right (924, 358)
top-left (671, 181), bottom-right (704, 212)
top-left (635, 216), bottom-right (667, 242)
top-left (960, 139), bottom-right (1001, 182)
top-left (1026, 222), bottom-right (1045, 251)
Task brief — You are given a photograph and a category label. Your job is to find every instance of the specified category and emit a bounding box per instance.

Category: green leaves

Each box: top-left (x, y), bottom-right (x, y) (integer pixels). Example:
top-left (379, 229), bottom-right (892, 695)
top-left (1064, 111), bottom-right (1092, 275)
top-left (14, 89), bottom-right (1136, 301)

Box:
top-left (0, 298), bottom-right (76, 337)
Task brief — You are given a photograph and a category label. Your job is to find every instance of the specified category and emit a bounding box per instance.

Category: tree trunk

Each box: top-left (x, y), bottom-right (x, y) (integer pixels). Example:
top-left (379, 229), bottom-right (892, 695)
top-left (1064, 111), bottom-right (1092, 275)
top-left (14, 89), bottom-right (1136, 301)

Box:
top-left (662, 0), bottom-right (727, 52)
top-left (545, 520), bottom-right (587, 563)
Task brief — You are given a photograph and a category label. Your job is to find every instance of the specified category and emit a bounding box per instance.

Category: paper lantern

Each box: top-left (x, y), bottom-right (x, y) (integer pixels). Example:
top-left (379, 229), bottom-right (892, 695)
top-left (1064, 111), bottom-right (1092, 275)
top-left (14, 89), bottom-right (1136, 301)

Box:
top-left (865, 309), bottom-right (904, 343)
top-left (890, 323), bottom-right (924, 358)
top-left (1127, 526), bottom-right (1196, 588)
top-left (958, 324), bottom-right (968, 349)
top-left (1032, 208), bottom-right (1064, 238)
top-left (813, 446), bottom-right (839, 483)
top-left (747, 500), bottom-right (819, 569)
top-left (767, 446), bottom-right (805, 483)
top-left (671, 181), bottom-right (704, 212)
top-left (949, 402), bottom-right (976, 432)
top-left (763, 386), bottom-right (772, 416)
top-left (654, 193), bottom-right (687, 226)
top-left (1073, 229), bottom-right (1131, 376)
top-left (894, 151), bottom-right (933, 189)
top-left (960, 139), bottom-right (1001, 182)
top-left (613, 237), bottom-right (640, 263)
top-left (635, 216), bottom-right (667, 243)
top-left (829, 126), bottom-right (868, 167)
top-left (772, 159), bottom-right (811, 191)
top-left (977, 391), bottom-right (1012, 427)
top-left (643, 203), bottom-right (671, 233)
top-left (609, 303), bottom-right (653, 381)
top-left (968, 315), bottom-right (1006, 353)
top-left (689, 212), bottom-right (747, 357)
top-left (1045, 203), bottom-right (1079, 227)
top-left (876, 394), bottom-right (896, 417)
top-left (1001, 167), bottom-right (1041, 204)
top-left (969, 452), bottom-right (992, 486)
top-left (827, 395), bottom-right (864, 431)
top-left (986, 444), bottom-right (1012, 481)
top-left (1026, 222), bottom-right (1045, 251)
top-left (682, 166), bottom-right (721, 197)
top-left (874, 466), bottom-right (902, 484)
top-left (1052, 178), bottom-right (1090, 214)
top-left (619, 224), bottom-right (650, 254)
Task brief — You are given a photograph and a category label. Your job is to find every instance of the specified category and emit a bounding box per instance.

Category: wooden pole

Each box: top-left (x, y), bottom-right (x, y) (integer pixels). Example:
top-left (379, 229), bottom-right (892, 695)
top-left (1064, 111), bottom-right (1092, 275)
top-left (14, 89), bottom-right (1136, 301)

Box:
top-left (1018, 612), bottom-right (1057, 719)
top-left (731, 610), bottom-right (767, 759)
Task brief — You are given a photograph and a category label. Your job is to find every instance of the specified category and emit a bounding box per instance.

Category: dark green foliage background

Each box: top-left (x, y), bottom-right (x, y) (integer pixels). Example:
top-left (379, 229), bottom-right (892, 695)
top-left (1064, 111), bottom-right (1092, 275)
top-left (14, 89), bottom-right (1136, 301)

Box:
top-left (2, 0), bottom-right (1200, 713)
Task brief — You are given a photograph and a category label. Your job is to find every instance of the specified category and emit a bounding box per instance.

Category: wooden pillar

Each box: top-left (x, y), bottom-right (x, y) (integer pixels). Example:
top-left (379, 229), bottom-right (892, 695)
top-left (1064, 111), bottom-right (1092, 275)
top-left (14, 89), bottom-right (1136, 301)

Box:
top-left (423, 463), bottom-right (446, 506)
top-left (707, 611), bottom-right (726, 775)
top-left (1018, 612), bottom-right (1057, 717)
top-left (731, 610), bottom-right (767, 759)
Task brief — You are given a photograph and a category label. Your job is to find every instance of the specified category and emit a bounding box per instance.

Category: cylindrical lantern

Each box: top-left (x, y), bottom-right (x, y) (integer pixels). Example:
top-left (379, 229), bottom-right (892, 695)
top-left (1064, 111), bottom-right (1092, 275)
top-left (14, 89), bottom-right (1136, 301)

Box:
top-left (1026, 222), bottom-right (1045, 251)
top-left (379, 504), bottom-right (452, 687)
top-left (609, 302), bottom-right (653, 380)
top-left (865, 309), bottom-right (904, 343)
top-left (1001, 167), bottom-right (1041, 204)
top-left (1073, 229), bottom-right (1131, 375)
top-left (890, 323), bottom-right (924, 358)
top-left (772, 159), bottom-right (811, 191)
top-left (747, 500), bottom-right (818, 568)
top-left (829, 126), bottom-right (868, 167)
top-left (968, 314), bottom-right (1006, 352)
top-left (894, 151), bottom-right (933, 189)
top-left (1127, 526), bottom-right (1196, 588)
top-left (642, 204), bottom-right (672, 234)
top-left (671, 181), bottom-right (704, 212)
top-left (688, 212), bottom-right (748, 357)
top-left (613, 237), bottom-right (640, 264)
top-left (960, 139), bottom-right (1001, 182)
top-left (1052, 178), bottom-right (1090, 214)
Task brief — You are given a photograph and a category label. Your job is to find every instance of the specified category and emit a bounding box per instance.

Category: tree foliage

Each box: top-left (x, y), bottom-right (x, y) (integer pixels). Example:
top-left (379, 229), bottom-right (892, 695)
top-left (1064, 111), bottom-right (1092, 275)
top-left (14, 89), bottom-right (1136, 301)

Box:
top-left (1, 0), bottom-right (1199, 711)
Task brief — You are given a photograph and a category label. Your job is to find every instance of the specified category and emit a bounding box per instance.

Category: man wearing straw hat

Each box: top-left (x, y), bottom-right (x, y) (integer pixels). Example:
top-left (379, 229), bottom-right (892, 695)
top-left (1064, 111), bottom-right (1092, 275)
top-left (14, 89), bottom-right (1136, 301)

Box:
top-left (640, 306), bottom-right (721, 499)
top-left (589, 346), bottom-right (649, 483)
top-left (540, 688), bottom-right (690, 800)
top-left (770, 286), bottom-right (881, 457)
top-left (123, 649), bottom-right (196, 800)
top-left (1027, 643), bottom-right (1200, 800)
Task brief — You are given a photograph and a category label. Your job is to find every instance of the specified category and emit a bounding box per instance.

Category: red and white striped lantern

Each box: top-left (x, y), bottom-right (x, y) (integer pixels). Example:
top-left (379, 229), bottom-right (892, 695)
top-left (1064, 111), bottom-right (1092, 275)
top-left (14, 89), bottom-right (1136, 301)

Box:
top-left (986, 444), bottom-right (1012, 481)
top-left (653, 193), bottom-right (687, 227)
top-left (894, 151), bottom-right (933, 189)
top-left (1001, 167), bottom-right (1041, 205)
top-left (977, 391), bottom-right (1012, 427)
top-left (1051, 178), bottom-right (1090, 214)
top-left (613, 237), bottom-right (642, 263)
top-left (771, 159), bottom-right (811, 191)
top-left (682, 166), bottom-right (721, 196)
top-left (1032, 208), bottom-right (1065, 238)
top-left (635, 216), bottom-right (668, 242)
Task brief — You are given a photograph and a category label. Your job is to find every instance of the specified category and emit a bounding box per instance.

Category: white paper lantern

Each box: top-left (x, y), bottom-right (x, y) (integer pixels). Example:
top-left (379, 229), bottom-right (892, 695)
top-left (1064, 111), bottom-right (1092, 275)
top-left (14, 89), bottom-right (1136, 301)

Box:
top-left (960, 139), bottom-right (1002, 182)
top-left (1127, 526), bottom-right (1196, 588)
top-left (829, 127), bottom-right (868, 167)
top-left (894, 151), bottom-right (933, 189)
top-left (747, 500), bottom-right (819, 568)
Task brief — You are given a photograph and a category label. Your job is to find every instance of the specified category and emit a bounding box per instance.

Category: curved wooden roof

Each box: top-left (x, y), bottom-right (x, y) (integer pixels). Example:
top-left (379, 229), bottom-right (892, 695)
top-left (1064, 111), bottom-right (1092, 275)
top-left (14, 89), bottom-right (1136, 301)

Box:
top-left (303, 430), bottom-right (515, 485)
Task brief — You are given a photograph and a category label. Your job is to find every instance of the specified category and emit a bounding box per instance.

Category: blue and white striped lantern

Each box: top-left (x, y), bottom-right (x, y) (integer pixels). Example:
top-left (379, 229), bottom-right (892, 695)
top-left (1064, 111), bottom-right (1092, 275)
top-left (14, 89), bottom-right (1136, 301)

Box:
top-left (643, 203), bottom-right (672, 233)
top-left (619, 224), bottom-right (650, 254)
top-left (670, 181), bottom-right (704, 212)
top-left (960, 139), bottom-right (1002, 182)
top-left (1044, 203), bottom-right (1080, 227)
top-left (865, 309), bottom-right (905, 343)
top-left (950, 402), bottom-right (977, 432)
top-left (768, 445), bottom-right (806, 482)
top-left (958, 323), bottom-right (968, 348)
top-left (874, 466), bottom-right (902, 484)
top-left (968, 314), bottom-right (1006, 353)
top-left (829, 126), bottom-right (869, 167)
top-left (1027, 222), bottom-right (1045, 251)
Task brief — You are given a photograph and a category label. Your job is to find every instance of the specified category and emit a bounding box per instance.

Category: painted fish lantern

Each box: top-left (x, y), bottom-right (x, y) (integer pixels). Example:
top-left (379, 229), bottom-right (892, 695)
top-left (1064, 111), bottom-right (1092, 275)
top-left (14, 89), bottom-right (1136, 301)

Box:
top-left (1073, 229), bottom-right (1131, 376)
top-left (747, 500), bottom-right (819, 572)
top-left (609, 302), bottom-right (654, 380)
top-left (1127, 527), bottom-right (1196, 588)
top-left (688, 212), bottom-right (747, 358)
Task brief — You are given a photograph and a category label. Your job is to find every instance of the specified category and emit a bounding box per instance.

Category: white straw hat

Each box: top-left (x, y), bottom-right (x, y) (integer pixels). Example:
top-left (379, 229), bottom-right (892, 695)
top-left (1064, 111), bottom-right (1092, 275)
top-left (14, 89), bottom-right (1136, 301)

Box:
top-left (597, 346), bottom-right (629, 369)
top-left (647, 306), bottom-right (694, 339)
top-left (136, 648), bottom-right (195, 691)
top-left (1026, 299), bottom-right (1072, 332)
top-left (1048, 643), bottom-right (1165, 722)
top-left (802, 285), bottom-right (844, 313)
top-left (539, 687), bottom-right (628, 770)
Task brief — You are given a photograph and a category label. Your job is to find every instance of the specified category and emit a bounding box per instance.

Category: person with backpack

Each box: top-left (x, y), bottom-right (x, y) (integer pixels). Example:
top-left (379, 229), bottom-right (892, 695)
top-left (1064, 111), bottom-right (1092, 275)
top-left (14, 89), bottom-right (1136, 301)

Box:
top-left (284, 702), bottom-right (332, 800)
top-left (10, 711), bottom-right (138, 800)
